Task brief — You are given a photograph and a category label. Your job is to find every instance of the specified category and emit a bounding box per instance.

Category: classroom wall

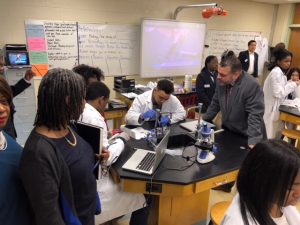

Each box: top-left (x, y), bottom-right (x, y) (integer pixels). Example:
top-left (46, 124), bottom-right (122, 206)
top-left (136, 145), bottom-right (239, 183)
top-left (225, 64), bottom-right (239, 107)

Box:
top-left (273, 3), bottom-right (294, 46)
top-left (0, 0), bottom-right (293, 97)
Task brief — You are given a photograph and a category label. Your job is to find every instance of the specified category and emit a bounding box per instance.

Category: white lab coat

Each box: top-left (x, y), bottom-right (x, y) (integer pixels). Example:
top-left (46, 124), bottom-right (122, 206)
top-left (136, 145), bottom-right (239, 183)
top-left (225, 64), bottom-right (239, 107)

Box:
top-left (221, 194), bottom-right (300, 225)
top-left (125, 90), bottom-right (186, 125)
top-left (79, 103), bottom-right (145, 223)
top-left (263, 67), bottom-right (297, 139)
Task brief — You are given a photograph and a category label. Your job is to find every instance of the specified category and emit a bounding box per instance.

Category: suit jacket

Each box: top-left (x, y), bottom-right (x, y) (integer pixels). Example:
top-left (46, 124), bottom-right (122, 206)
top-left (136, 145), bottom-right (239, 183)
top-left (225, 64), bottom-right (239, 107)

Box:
top-left (4, 78), bottom-right (31, 139)
top-left (203, 71), bottom-right (265, 145)
top-left (238, 50), bottom-right (258, 77)
top-left (196, 68), bottom-right (217, 113)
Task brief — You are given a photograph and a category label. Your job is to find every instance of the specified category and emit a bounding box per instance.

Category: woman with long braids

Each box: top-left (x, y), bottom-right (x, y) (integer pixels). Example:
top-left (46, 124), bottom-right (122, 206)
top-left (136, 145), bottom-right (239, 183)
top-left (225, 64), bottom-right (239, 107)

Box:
top-left (19, 68), bottom-right (99, 225)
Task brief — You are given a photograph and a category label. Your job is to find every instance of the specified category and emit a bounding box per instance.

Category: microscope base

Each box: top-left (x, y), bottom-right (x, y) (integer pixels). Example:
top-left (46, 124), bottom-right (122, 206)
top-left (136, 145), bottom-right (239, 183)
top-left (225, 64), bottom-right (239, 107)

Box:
top-left (197, 150), bottom-right (215, 164)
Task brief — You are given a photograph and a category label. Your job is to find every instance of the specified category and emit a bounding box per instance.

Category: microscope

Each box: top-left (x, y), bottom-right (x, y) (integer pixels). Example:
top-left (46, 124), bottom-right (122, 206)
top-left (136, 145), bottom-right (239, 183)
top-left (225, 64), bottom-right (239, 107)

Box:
top-left (188, 103), bottom-right (215, 164)
top-left (195, 122), bottom-right (215, 164)
top-left (147, 109), bottom-right (172, 147)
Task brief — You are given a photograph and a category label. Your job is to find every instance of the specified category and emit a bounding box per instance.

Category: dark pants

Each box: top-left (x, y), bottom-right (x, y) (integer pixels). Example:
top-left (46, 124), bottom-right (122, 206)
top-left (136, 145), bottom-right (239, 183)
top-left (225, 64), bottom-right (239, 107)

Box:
top-left (130, 195), bottom-right (152, 225)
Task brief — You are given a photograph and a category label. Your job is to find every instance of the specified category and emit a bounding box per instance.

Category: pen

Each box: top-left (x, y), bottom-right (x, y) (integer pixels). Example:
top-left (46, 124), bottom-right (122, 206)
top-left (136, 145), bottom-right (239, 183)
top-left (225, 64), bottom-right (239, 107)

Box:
top-left (93, 161), bottom-right (100, 170)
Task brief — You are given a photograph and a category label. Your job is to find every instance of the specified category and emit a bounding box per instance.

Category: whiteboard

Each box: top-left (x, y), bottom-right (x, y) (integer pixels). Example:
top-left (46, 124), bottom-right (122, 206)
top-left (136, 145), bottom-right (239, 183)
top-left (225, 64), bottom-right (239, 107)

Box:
top-left (203, 30), bottom-right (261, 66)
top-left (78, 23), bottom-right (140, 76)
top-left (140, 19), bottom-right (206, 78)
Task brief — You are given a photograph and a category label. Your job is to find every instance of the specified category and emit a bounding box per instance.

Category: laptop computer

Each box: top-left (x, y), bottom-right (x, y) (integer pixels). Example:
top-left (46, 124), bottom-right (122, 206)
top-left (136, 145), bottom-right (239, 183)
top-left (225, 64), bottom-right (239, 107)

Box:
top-left (122, 130), bottom-right (170, 175)
top-left (180, 120), bottom-right (215, 132)
top-left (73, 121), bottom-right (103, 178)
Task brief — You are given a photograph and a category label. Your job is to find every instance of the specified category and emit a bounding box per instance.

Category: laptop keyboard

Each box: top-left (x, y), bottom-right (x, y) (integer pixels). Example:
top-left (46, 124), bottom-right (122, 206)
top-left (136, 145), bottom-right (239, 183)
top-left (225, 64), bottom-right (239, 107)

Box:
top-left (136, 152), bottom-right (155, 171)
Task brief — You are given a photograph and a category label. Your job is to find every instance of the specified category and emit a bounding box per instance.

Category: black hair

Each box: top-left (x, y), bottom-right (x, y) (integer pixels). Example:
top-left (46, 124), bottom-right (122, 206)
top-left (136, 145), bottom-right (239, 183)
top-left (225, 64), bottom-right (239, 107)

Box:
top-left (73, 64), bottom-right (104, 85)
top-left (220, 50), bottom-right (242, 73)
top-left (0, 76), bottom-right (12, 105)
top-left (201, 55), bottom-right (217, 72)
top-left (35, 68), bottom-right (85, 130)
top-left (237, 140), bottom-right (300, 225)
top-left (287, 67), bottom-right (300, 81)
top-left (156, 79), bottom-right (174, 94)
top-left (248, 40), bottom-right (256, 46)
top-left (86, 81), bottom-right (110, 101)
top-left (268, 49), bottom-right (293, 71)
top-left (274, 42), bottom-right (285, 51)
top-left (274, 49), bottom-right (293, 62)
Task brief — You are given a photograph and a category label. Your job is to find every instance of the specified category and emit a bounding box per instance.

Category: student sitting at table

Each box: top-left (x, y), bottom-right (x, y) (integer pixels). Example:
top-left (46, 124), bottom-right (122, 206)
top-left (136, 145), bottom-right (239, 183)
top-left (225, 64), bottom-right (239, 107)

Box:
top-left (287, 67), bottom-right (300, 99)
top-left (125, 79), bottom-right (186, 125)
top-left (79, 81), bottom-right (147, 225)
top-left (221, 140), bottom-right (300, 225)
top-left (73, 64), bottom-right (104, 85)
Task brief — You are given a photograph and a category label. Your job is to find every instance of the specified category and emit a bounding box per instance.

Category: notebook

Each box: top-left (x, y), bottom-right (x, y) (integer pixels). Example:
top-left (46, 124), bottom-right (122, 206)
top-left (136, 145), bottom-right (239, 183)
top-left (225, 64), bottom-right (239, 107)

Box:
top-left (180, 120), bottom-right (215, 132)
top-left (73, 121), bottom-right (103, 178)
top-left (122, 130), bottom-right (170, 175)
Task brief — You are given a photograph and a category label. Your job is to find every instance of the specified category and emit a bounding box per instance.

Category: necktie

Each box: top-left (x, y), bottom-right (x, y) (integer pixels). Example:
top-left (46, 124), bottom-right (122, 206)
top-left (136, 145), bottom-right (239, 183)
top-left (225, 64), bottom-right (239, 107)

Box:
top-left (225, 85), bottom-right (232, 106)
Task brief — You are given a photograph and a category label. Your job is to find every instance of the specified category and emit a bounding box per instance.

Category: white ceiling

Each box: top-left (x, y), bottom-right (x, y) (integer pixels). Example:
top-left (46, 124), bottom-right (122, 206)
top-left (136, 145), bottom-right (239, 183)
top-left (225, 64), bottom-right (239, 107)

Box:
top-left (251, 0), bottom-right (300, 4)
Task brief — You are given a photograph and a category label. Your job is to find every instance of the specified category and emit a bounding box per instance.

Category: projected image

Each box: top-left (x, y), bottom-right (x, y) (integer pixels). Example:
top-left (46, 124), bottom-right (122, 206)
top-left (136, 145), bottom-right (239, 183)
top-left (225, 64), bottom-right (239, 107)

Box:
top-left (8, 52), bottom-right (29, 65)
top-left (141, 20), bottom-right (206, 77)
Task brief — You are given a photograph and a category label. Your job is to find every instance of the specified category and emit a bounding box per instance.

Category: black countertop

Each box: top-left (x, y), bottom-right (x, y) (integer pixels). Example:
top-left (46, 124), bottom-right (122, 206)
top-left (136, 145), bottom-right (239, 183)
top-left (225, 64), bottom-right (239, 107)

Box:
top-left (114, 122), bottom-right (249, 185)
top-left (279, 105), bottom-right (300, 117)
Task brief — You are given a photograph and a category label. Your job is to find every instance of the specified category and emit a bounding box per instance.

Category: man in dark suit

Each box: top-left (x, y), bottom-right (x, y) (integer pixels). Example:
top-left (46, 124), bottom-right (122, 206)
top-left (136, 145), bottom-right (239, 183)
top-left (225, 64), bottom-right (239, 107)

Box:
top-left (196, 55), bottom-right (218, 113)
top-left (238, 40), bottom-right (259, 78)
top-left (203, 50), bottom-right (265, 148)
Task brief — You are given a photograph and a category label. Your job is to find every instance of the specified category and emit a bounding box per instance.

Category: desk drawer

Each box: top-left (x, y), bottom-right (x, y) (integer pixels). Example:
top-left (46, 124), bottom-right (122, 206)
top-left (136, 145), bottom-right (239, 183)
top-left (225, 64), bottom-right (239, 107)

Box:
top-left (104, 110), bottom-right (123, 119)
top-left (195, 170), bottom-right (238, 193)
top-left (280, 112), bottom-right (300, 125)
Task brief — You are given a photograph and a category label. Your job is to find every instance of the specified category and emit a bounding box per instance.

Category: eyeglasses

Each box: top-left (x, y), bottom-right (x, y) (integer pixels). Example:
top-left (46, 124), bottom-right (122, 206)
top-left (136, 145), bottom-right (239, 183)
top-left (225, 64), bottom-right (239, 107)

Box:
top-left (155, 90), bottom-right (170, 102)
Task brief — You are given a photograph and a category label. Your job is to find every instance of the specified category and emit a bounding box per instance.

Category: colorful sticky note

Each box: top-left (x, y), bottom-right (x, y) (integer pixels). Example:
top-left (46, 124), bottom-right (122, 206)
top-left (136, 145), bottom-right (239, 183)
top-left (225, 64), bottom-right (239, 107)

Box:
top-left (31, 64), bottom-right (49, 76)
top-left (25, 24), bottom-right (45, 38)
top-left (29, 51), bottom-right (48, 64)
top-left (28, 38), bottom-right (47, 51)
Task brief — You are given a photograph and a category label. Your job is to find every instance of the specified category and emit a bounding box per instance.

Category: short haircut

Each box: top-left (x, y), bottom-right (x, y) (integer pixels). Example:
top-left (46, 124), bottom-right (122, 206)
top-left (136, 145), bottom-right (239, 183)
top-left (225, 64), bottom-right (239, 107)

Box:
top-left (248, 40), bottom-right (256, 46)
top-left (204, 55), bottom-right (217, 68)
top-left (86, 81), bottom-right (110, 101)
top-left (220, 50), bottom-right (242, 73)
top-left (287, 67), bottom-right (300, 81)
top-left (73, 64), bottom-right (104, 85)
top-left (0, 76), bottom-right (12, 105)
top-left (156, 79), bottom-right (174, 94)
top-left (35, 68), bottom-right (85, 130)
top-left (237, 140), bottom-right (300, 225)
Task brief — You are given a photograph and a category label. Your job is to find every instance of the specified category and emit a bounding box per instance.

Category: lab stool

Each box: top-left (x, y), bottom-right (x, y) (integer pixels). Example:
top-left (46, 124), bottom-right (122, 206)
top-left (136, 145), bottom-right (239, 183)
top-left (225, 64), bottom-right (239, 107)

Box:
top-left (281, 129), bottom-right (300, 150)
top-left (209, 201), bottom-right (231, 225)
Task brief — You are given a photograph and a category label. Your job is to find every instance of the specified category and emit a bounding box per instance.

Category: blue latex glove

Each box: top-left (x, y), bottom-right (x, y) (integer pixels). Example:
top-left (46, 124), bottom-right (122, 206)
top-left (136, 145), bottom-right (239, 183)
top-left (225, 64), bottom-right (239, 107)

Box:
top-left (159, 115), bottom-right (171, 126)
top-left (142, 109), bottom-right (157, 120)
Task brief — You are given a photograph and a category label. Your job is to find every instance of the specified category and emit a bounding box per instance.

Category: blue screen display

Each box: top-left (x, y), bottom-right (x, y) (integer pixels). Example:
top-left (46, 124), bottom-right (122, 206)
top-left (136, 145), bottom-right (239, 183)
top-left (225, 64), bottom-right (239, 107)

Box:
top-left (8, 52), bottom-right (29, 65)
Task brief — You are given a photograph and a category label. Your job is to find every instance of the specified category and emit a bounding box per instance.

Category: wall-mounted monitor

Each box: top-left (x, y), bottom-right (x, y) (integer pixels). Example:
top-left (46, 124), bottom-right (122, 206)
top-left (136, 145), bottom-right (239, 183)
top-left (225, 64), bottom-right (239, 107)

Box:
top-left (6, 51), bottom-right (30, 66)
top-left (140, 19), bottom-right (206, 78)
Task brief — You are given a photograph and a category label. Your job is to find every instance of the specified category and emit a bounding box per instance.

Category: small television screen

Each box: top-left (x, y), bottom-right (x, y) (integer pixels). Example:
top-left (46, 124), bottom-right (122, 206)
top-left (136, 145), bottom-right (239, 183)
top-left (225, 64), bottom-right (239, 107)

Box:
top-left (7, 52), bottom-right (29, 66)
